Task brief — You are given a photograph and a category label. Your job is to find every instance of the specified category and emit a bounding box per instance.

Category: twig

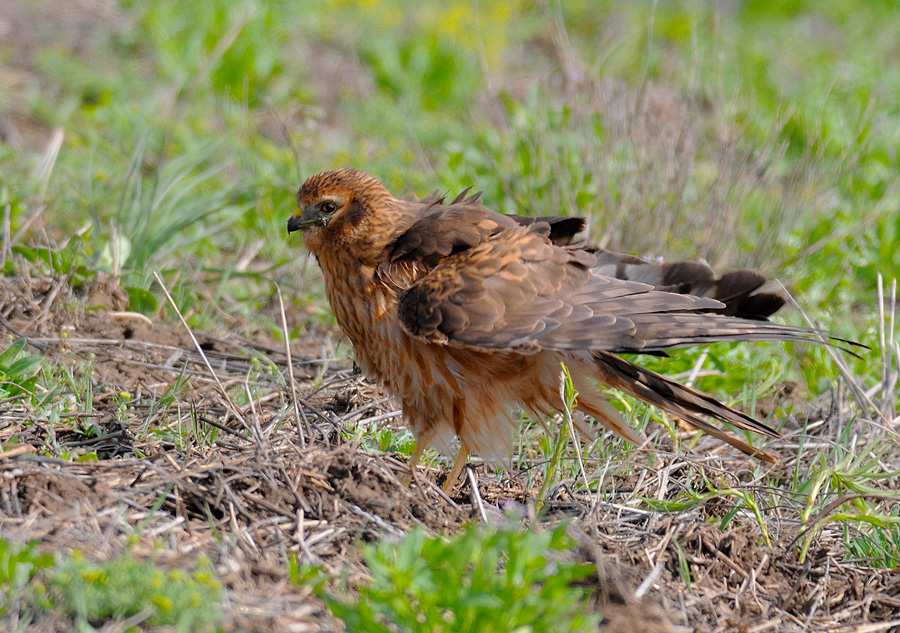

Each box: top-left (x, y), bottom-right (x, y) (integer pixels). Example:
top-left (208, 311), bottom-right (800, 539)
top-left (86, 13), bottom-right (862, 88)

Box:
top-left (466, 466), bottom-right (487, 523)
top-left (777, 280), bottom-right (878, 420)
top-left (348, 503), bottom-right (403, 536)
top-left (153, 271), bottom-right (250, 433)
top-left (195, 415), bottom-right (250, 442)
top-left (634, 558), bottom-right (665, 600)
top-left (877, 274), bottom-right (897, 423)
top-left (277, 284), bottom-right (312, 446)
top-left (354, 410), bottom-right (402, 425)
top-left (295, 508), bottom-right (322, 564)
top-left (2, 203), bottom-right (10, 266)
top-left (296, 397), bottom-right (342, 433)
top-left (0, 315), bottom-right (49, 352)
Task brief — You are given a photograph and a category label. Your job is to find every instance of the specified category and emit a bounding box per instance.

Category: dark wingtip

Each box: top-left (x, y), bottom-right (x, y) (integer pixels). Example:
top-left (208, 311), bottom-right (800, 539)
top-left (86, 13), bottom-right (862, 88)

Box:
top-left (506, 215), bottom-right (586, 245)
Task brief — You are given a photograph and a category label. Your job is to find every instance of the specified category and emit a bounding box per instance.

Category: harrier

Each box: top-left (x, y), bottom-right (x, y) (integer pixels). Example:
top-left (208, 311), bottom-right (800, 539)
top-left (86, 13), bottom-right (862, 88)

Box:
top-left (289, 169), bottom-right (832, 487)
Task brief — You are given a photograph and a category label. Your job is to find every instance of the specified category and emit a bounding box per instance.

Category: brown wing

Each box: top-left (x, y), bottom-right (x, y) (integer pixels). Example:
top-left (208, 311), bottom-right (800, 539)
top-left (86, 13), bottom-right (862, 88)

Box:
top-left (388, 204), bottom-right (516, 268)
top-left (388, 193), bottom-right (586, 268)
top-left (397, 224), bottom-right (822, 354)
top-left (392, 187), bottom-right (781, 319)
top-left (505, 214), bottom-right (586, 246)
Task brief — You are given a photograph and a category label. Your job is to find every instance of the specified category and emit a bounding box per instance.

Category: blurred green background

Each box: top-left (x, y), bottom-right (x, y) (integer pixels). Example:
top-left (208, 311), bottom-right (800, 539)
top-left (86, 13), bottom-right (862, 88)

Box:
top-left (1, 0), bottom-right (897, 340)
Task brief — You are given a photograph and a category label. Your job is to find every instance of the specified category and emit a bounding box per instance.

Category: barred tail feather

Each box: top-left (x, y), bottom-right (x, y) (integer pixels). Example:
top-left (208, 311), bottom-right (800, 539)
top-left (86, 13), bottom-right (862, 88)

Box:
top-left (591, 351), bottom-right (779, 463)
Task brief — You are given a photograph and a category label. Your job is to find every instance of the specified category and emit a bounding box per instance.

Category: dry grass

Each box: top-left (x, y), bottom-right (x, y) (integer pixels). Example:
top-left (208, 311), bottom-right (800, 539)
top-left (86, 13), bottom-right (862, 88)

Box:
top-left (1, 268), bottom-right (898, 632)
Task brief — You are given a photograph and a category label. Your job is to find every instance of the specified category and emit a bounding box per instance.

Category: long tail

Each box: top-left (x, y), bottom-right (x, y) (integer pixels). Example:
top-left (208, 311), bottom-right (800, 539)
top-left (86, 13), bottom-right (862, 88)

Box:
top-left (591, 351), bottom-right (780, 463)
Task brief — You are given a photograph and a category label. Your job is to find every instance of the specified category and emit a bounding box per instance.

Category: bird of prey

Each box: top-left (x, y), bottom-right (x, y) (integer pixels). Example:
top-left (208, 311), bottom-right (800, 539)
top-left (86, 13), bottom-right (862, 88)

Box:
top-left (288, 168), bottom-right (831, 487)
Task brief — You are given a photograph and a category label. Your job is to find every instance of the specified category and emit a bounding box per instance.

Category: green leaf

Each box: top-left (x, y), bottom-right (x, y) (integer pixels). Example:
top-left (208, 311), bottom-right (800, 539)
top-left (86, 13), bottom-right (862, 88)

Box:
top-left (313, 523), bottom-right (599, 633)
top-left (0, 339), bottom-right (27, 369)
top-left (125, 287), bottom-right (158, 314)
top-left (8, 356), bottom-right (42, 379)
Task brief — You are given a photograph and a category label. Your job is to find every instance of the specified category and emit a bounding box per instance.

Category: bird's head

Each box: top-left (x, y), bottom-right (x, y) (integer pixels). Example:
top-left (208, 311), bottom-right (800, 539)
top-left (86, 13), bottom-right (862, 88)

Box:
top-left (289, 169), bottom-right (396, 263)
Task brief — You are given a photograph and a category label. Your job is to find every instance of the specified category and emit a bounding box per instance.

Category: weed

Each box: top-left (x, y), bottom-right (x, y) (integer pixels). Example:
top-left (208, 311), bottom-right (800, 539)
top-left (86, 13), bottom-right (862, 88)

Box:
top-left (642, 468), bottom-right (773, 546)
top-left (99, 138), bottom-right (246, 300)
top-left (312, 522), bottom-right (600, 633)
top-left (0, 339), bottom-right (42, 403)
top-left (538, 363), bottom-right (579, 500)
top-left (0, 539), bottom-right (54, 617)
top-left (50, 551), bottom-right (222, 632)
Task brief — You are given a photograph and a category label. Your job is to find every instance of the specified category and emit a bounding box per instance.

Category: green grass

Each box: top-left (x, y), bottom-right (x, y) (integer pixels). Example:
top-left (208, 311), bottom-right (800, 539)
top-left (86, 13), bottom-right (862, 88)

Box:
top-left (4, 0), bottom-right (897, 328)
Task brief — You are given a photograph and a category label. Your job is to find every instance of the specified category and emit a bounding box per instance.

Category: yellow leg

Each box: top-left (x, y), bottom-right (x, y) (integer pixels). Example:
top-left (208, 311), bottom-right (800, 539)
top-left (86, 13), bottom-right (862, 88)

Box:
top-left (442, 442), bottom-right (469, 493)
top-left (402, 442), bottom-right (425, 488)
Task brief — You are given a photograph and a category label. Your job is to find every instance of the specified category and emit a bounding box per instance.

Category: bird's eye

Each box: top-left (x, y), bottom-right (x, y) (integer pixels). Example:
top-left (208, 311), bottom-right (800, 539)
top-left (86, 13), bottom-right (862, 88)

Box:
top-left (322, 201), bottom-right (337, 214)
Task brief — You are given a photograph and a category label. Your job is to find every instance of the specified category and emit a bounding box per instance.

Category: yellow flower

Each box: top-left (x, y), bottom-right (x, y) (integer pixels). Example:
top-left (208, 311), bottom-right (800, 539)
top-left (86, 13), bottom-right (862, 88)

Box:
top-left (152, 594), bottom-right (174, 612)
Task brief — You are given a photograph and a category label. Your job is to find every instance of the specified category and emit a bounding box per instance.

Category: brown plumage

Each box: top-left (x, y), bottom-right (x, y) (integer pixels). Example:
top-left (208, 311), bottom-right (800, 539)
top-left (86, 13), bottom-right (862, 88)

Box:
top-left (288, 168), bottom-right (828, 478)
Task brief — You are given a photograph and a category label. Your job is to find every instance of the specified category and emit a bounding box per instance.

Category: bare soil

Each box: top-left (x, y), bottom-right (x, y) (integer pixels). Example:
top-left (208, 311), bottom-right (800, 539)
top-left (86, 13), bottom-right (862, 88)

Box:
top-left (2, 275), bottom-right (899, 633)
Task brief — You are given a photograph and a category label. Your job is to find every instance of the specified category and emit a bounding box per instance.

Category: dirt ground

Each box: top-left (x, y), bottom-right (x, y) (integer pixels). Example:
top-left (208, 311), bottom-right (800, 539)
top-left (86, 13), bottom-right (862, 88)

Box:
top-left (2, 274), bottom-right (900, 632)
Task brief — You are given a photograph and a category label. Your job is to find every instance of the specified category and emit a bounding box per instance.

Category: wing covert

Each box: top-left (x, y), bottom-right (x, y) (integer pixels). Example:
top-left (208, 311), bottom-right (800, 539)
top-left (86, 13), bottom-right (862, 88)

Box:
top-left (397, 225), bottom-right (824, 354)
top-left (387, 196), bottom-right (586, 269)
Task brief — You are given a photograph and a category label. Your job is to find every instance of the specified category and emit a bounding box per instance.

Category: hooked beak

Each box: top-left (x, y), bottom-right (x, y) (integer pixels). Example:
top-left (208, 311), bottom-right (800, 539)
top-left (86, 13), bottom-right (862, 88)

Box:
top-left (287, 206), bottom-right (320, 233)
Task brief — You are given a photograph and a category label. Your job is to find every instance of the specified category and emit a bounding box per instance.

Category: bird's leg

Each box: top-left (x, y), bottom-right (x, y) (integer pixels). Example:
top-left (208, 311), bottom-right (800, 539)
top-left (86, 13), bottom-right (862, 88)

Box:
top-left (442, 441), bottom-right (469, 493)
top-left (401, 442), bottom-right (425, 488)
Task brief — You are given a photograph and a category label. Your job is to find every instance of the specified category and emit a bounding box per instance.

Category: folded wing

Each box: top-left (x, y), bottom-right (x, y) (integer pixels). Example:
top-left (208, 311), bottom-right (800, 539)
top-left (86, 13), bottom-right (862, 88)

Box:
top-left (397, 224), bottom-right (819, 354)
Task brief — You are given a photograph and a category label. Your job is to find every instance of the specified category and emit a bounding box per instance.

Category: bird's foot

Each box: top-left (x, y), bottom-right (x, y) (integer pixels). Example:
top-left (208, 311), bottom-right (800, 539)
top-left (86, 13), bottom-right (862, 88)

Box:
top-left (441, 444), bottom-right (469, 494)
top-left (402, 443), bottom-right (425, 488)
